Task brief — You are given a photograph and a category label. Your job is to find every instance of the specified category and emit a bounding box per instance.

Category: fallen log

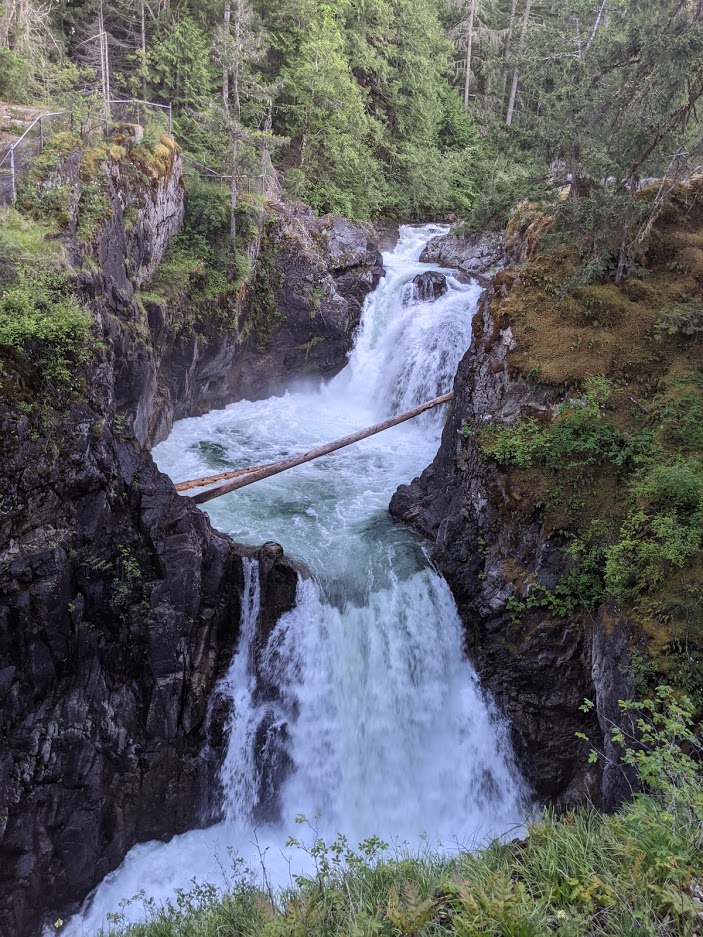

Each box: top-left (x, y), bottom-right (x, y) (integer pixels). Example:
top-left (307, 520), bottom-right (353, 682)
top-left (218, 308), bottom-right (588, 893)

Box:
top-left (175, 461), bottom-right (279, 492)
top-left (184, 391), bottom-right (454, 505)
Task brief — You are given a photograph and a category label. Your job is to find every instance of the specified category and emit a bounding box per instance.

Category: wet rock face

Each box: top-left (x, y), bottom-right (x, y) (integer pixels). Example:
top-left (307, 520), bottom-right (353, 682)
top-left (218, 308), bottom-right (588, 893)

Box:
top-left (419, 231), bottom-right (506, 282)
top-left (412, 271), bottom-right (448, 303)
top-left (0, 386), bottom-right (300, 937)
top-left (390, 260), bottom-right (634, 811)
top-left (0, 150), bottom-right (300, 937)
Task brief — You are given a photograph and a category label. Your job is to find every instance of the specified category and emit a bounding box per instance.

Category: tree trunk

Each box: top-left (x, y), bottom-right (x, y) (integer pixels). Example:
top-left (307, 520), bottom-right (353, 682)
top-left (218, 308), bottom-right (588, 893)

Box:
top-left (0, 0), bottom-right (14, 48)
top-left (140, 0), bottom-right (147, 100)
top-left (188, 392), bottom-right (455, 503)
top-left (230, 124), bottom-right (238, 243)
top-left (463, 0), bottom-right (477, 111)
top-left (501, 0), bottom-right (518, 103)
top-left (570, 17), bottom-right (582, 219)
top-left (233, 0), bottom-right (242, 118)
top-left (506, 0), bottom-right (532, 127)
top-left (98, 0), bottom-right (109, 107)
top-left (222, 0), bottom-right (230, 104)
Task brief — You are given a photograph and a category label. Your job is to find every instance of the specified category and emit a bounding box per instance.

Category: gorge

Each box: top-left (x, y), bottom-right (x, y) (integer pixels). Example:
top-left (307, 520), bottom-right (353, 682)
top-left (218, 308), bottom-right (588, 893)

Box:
top-left (3, 1), bottom-right (703, 932)
top-left (59, 222), bottom-right (527, 934)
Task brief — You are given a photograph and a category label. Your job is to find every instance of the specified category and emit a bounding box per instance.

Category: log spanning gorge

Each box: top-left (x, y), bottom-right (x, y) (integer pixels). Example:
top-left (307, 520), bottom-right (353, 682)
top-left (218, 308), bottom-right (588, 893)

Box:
top-left (64, 224), bottom-right (526, 933)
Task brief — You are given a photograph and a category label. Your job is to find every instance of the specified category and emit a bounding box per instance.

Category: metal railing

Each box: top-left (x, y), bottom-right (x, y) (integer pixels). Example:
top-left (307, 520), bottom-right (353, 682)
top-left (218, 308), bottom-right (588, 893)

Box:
top-left (0, 98), bottom-right (173, 205)
top-left (107, 99), bottom-right (172, 134)
top-left (0, 110), bottom-right (68, 203)
top-left (0, 97), bottom-right (280, 207)
top-left (182, 153), bottom-right (268, 196)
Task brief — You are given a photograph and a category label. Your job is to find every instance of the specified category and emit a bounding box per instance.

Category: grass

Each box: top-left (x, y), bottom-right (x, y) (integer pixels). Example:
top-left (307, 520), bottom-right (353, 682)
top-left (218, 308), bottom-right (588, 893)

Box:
top-left (89, 790), bottom-right (703, 937)
top-left (89, 799), bottom-right (703, 937)
top-left (71, 690), bottom-right (703, 937)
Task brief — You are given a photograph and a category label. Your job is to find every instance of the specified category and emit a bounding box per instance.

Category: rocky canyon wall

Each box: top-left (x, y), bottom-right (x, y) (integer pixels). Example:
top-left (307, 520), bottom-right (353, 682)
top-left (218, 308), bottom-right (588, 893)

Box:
top-left (391, 232), bottom-right (637, 811)
top-left (0, 131), bottom-right (379, 937)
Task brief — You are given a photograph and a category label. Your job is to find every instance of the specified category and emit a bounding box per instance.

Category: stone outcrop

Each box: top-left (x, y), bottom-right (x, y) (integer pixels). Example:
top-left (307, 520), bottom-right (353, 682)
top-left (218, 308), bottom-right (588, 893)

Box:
top-left (390, 235), bottom-right (634, 811)
top-left (0, 138), bottom-right (301, 937)
top-left (419, 230), bottom-right (507, 282)
top-left (412, 271), bottom-right (448, 303)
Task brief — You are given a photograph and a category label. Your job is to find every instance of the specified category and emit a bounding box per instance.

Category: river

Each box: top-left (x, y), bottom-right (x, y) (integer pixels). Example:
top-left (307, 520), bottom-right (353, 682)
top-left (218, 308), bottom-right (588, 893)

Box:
top-left (63, 223), bottom-right (525, 934)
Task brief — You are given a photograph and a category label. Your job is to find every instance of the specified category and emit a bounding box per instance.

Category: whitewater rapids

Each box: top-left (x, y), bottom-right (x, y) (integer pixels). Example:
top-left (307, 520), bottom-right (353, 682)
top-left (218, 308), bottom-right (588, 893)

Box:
top-left (62, 224), bottom-right (525, 934)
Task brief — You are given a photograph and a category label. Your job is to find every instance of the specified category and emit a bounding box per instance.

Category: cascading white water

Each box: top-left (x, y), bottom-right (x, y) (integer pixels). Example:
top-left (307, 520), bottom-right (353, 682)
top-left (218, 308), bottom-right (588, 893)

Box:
top-left (62, 224), bottom-right (525, 935)
top-left (215, 557), bottom-right (261, 825)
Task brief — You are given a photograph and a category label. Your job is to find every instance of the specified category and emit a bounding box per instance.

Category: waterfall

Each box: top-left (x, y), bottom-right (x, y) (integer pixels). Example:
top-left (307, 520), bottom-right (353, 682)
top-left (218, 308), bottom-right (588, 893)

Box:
top-left (216, 557), bottom-right (260, 826)
top-left (62, 224), bottom-right (526, 935)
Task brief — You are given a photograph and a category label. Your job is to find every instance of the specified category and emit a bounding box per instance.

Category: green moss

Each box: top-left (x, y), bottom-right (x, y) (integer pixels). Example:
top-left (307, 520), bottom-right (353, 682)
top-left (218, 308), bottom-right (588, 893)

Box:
top-left (475, 181), bottom-right (703, 694)
top-left (242, 236), bottom-right (284, 349)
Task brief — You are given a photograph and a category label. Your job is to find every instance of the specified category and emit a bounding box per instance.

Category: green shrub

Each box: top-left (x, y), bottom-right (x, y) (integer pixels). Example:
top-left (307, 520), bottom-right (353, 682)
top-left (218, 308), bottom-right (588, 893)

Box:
top-left (605, 508), bottom-right (703, 599)
top-left (655, 302), bottom-right (703, 339)
top-left (477, 417), bottom-right (543, 468)
top-left (478, 377), bottom-right (647, 474)
top-left (0, 267), bottom-right (91, 385)
top-left (634, 461), bottom-right (703, 512)
top-left (0, 49), bottom-right (33, 102)
top-left (655, 373), bottom-right (703, 453)
top-left (149, 179), bottom-right (254, 307)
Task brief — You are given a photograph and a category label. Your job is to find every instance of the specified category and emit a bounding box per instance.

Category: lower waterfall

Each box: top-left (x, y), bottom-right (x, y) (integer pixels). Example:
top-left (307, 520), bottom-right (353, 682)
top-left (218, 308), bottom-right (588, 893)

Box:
top-left (63, 224), bottom-right (526, 934)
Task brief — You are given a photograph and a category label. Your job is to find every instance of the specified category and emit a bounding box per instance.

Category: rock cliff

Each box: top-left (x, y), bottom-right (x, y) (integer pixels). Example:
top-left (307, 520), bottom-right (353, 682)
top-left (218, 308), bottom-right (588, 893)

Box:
top-left (0, 130), bottom-right (378, 936)
top-left (143, 202), bottom-right (384, 446)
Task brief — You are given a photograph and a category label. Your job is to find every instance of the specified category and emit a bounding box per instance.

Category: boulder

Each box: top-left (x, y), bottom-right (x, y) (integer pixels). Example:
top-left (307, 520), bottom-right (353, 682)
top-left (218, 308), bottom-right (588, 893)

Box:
top-left (412, 271), bottom-right (448, 303)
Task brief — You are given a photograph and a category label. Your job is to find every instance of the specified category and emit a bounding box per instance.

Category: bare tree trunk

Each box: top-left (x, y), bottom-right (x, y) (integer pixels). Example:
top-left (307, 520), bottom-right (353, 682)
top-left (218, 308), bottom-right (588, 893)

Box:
top-left (98, 0), bottom-right (109, 107)
top-left (16, 0), bottom-right (25, 50)
top-left (188, 392), bottom-right (455, 503)
top-left (233, 0), bottom-right (242, 118)
top-left (463, 0), bottom-right (477, 111)
top-left (571, 17), bottom-right (582, 218)
top-left (222, 0), bottom-right (230, 104)
top-left (501, 0), bottom-right (518, 102)
top-left (0, 0), bottom-right (15, 48)
top-left (584, 0), bottom-right (608, 54)
top-left (260, 98), bottom-right (272, 196)
top-left (230, 124), bottom-right (238, 243)
top-left (140, 0), bottom-right (147, 99)
top-left (506, 0), bottom-right (532, 127)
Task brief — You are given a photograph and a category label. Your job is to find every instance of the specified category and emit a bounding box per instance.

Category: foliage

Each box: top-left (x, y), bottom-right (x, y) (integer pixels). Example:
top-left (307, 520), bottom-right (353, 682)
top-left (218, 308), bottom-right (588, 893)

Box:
top-left (0, 49), bottom-right (33, 101)
top-left (478, 376), bottom-right (647, 472)
top-left (0, 264), bottom-right (91, 385)
top-left (458, 152), bottom-right (545, 234)
top-left (655, 303), bottom-right (703, 340)
top-left (148, 16), bottom-right (216, 111)
top-left (611, 686), bottom-right (703, 802)
top-left (146, 179), bottom-right (254, 335)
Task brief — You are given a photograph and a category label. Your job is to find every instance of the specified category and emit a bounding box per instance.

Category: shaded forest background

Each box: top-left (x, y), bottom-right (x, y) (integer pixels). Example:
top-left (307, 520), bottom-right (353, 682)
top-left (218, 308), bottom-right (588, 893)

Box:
top-left (1, 0), bottom-right (701, 240)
